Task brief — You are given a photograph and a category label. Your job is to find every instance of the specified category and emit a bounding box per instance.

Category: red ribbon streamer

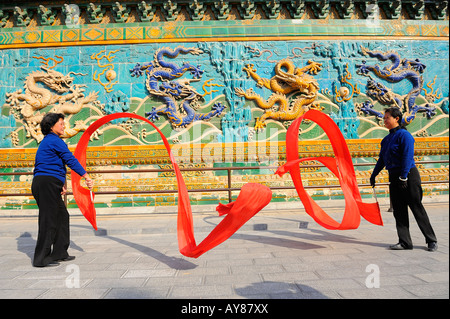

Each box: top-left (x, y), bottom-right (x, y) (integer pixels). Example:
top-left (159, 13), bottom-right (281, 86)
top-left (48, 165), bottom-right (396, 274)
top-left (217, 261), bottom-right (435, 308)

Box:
top-left (72, 110), bottom-right (381, 257)
top-left (275, 109), bottom-right (383, 230)
top-left (71, 113), bottom-right (272, 258)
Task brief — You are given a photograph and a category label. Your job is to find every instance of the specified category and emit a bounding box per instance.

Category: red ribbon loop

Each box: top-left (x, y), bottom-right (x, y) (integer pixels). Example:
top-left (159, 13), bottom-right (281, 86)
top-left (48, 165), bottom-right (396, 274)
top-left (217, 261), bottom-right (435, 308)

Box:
top-left (71, 113), bottom-right (272, 258)
top-left (275, 109), bottom-right (383, 230)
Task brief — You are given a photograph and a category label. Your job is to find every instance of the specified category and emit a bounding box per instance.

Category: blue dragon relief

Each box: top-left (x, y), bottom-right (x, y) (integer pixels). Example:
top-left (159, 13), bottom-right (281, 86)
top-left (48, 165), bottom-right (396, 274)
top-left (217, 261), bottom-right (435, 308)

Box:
top-left (356, 46), bottom-right (436, 124)
top-left (130, 46), bottom-right (226, 128)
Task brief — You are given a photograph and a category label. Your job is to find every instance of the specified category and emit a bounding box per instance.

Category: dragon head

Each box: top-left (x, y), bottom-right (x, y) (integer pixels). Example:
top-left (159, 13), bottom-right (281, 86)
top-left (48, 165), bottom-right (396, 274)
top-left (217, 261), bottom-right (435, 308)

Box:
top-left (40, 67), bottom-right (75, 93)
top-left (172, 78), bottom-right (202, 100)
top-left (280, 70), bottom-right (317, 91)
top-left (403, 58), bottom-right (426, 74)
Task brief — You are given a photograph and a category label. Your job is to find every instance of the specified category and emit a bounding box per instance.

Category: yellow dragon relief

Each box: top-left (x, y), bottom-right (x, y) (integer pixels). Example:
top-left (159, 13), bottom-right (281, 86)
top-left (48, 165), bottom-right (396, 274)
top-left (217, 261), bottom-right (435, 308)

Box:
top-left (5, 66), bottom-right (99, 143)
top-left (235, 59), bottom-right (323, 131)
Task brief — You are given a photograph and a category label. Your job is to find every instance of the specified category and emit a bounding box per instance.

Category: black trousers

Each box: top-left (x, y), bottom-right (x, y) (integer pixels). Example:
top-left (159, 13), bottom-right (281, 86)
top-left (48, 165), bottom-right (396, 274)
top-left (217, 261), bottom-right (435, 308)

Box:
top-left (389, 166), bottom-right (437, 249)
top-left (32, 175), bottom-right (70, 267)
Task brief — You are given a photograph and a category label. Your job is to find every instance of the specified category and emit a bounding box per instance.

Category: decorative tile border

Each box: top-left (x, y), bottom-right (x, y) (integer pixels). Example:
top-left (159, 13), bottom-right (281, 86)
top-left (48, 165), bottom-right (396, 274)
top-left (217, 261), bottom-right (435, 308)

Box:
top-left (1, 137), bottom-right (448, 209)
top-left (1, 137), bottom-right (448, 169)
top-left (1, 19), bottom-right (448, 49)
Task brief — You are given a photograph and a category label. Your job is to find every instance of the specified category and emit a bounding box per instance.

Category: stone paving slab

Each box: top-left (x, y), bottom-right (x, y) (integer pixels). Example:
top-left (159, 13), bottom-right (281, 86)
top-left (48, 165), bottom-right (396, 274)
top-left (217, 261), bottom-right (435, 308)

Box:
top-left (0, 201), bottom-right (448, 301)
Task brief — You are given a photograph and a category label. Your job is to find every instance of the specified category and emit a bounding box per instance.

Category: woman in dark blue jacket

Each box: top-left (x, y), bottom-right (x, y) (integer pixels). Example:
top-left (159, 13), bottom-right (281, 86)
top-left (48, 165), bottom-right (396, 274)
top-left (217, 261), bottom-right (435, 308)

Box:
top-left (370, 107), bottom-right (437, 251)
top-left (32, 113), bottom-right (93, 267)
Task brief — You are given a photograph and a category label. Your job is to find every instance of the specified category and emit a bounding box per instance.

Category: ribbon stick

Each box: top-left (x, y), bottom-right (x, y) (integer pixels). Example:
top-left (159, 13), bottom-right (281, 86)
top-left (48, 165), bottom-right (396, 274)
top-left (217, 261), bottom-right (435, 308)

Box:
top-left (71, 112), bottom-right (272, 258)
top-left (372, 187), bottom-right (378, 203)
top-left (276, 109), bottom-right (383, 230)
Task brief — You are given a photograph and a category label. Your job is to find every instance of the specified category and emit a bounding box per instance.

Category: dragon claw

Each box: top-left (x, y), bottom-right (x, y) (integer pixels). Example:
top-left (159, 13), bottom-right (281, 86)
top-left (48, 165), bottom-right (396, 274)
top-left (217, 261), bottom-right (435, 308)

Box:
top-left (212, 102), bottom-right (226, 113)
top-left (235, 87), bottom-right (245, 97)
top-left (306, 60), bottom-right (322, 74)
top-left (254, 119), bottom-right (266, 132)
top-left (130, 64), bottom-right (144, 77)
top-left (146, 109), bottom-right (160, 121)
top-left (424, 105), bottom-right (437, 118)
top-left (189, 65), bottom-right (204, 79)
top-left (356, 62), bottom-right (370, 75)
top-left (242, 64), bottom-right (256, 78)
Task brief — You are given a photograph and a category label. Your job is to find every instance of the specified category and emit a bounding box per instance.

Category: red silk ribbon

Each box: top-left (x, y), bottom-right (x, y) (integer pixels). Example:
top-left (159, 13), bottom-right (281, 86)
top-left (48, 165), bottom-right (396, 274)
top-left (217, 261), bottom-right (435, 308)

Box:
top-left (72, 110), bottom-right (381, 257)
top-left (71, 113), bottom-right (272, 258)
top-left (275, 109), bottom-right (383, 230)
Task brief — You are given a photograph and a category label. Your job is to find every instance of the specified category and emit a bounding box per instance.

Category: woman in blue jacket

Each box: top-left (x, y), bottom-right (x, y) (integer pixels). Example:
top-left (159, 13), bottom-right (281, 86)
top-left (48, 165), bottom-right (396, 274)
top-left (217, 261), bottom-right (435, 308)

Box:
top-left (370, 107), bottom-right (437, 251)
top-left (32, 113), bottom-right (93, 267)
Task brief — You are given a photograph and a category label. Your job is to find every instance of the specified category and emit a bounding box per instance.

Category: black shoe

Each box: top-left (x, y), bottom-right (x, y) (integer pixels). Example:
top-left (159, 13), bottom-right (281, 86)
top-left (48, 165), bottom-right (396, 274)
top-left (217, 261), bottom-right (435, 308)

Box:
top-left (55, 256), bottom-right (76, 262)
top-left (34, 261), bottom-right (60, 268)
top-left (389, 243), bottom-right (412, 250)
top-left (427, 242), bottom-right (438, 252)
top-left (47, 261), bottom-right (61, 267)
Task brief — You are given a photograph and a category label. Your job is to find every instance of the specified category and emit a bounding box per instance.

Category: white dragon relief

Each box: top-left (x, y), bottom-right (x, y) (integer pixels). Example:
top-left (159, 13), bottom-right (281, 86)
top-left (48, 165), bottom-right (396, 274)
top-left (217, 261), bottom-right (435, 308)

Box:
top-left (6, 66), bottom-right (99, 143)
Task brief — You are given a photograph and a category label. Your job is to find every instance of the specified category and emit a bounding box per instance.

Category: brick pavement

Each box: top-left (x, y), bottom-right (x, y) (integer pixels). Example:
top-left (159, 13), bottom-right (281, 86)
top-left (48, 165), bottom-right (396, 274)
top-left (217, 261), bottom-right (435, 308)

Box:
top-left (0, 199), bottom-right (448, 301)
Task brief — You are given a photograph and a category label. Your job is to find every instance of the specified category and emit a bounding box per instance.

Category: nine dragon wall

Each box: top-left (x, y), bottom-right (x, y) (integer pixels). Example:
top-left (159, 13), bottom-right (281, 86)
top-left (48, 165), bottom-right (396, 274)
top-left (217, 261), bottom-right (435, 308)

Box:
top-left (0, 23), bottom-right (448, 212)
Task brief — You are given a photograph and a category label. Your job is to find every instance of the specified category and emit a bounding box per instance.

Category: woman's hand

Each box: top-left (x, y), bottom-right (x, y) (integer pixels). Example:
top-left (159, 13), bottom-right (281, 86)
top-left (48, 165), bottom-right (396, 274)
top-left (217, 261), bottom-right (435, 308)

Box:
top-left (398, 177), bottom-right (408, 190)
top-left (370, 175), bottom-right (376, 188)
top-left (61, 186), bottom-right (67, 196)
top-left (83, 174), bottom-right (94, 190)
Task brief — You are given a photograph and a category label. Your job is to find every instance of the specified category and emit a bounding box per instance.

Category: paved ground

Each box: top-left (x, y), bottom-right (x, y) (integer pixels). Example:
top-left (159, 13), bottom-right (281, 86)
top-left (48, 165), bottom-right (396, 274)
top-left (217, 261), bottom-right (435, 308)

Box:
top-left (0, 198), bottom-right (448, 301)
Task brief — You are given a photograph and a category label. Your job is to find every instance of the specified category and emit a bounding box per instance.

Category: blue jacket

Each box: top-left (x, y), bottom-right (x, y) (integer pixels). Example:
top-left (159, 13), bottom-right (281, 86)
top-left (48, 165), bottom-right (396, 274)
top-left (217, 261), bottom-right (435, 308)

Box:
top-left (33, 132), bottom-right (87, 183)
top-left (372, 126), bottom-right (416, 179)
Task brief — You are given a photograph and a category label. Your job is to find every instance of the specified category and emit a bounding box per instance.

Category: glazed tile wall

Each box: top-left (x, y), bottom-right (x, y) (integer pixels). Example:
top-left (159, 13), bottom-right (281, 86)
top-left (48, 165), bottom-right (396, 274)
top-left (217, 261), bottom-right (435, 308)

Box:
top-left (0, 17), bottom-right (448, 210)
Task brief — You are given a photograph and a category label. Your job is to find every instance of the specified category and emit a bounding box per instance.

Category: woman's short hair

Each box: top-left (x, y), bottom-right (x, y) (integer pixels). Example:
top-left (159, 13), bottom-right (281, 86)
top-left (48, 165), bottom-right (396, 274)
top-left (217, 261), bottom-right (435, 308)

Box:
top-left (40, 113), bottom-right (65, 135)
top-left (384, 107), bottom-right (403, 126)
